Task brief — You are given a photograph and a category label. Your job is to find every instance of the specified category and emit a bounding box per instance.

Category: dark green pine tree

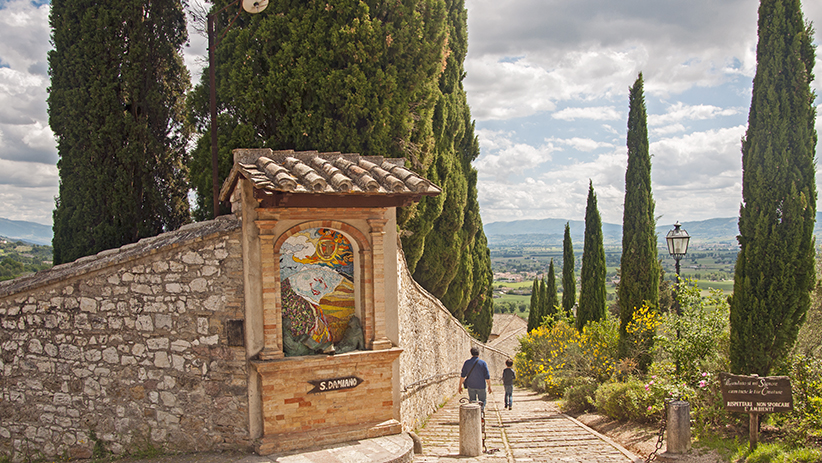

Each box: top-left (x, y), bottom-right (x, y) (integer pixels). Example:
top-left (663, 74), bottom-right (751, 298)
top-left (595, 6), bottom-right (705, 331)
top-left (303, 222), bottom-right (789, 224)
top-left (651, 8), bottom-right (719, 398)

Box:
top-left (561, 222), bottom-right (576, 317)
top-left (528, 277), bottom-right (542, 332)
top-left (617, 73), bottom-right (659, 366)
top-left (49, 0), bottom-right (191, 264)
top-left (578, 181), bottom-right (607, 331)
top-left (189, 0), bottom-right (493, 339)
top-left (543, 259), bottom-right (559, 326)
top-left (730, 0), bottom-right (817, 376)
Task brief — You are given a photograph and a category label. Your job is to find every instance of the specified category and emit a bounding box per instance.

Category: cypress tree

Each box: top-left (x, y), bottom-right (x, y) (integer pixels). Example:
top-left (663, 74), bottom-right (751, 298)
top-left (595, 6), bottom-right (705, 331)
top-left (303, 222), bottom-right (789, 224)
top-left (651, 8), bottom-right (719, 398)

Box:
top-left (617, 73), bottom-right (659, 365)
top-left (528, 277), bottom-right (541, 332)
top-left (561, 222), bottom-right (576, 316)
top-left (189, 0), bottom-right (492, 337)
top-left (578, 181), bottom-right (607, 331)
top-left (544, 259), bottom-right (559, 325)
top-left (49, 0), bottom-right (191, 264)
top-left (730, 0), bottom-right (817, 376)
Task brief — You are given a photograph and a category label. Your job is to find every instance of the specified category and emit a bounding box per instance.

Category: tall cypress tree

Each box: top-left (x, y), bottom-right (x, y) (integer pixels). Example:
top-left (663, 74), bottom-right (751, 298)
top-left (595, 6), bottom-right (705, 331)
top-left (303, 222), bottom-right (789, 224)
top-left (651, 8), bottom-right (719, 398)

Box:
top-left (528, 277), bottom-right (541, 332)
top-left (578, 181), bottom-right (607, 331)
top-left (561, 222), bottom-right (576, 316)
top-left (49, 0), bottom-right (191, 264)
top-left (730, 0), bottom-right (817, 376)
top-left (544, 259), bottom-right (559, 325)
top-left (618, 73), bottom-right (659, 364)
top-left (189, 0), bottom-right (493, 338)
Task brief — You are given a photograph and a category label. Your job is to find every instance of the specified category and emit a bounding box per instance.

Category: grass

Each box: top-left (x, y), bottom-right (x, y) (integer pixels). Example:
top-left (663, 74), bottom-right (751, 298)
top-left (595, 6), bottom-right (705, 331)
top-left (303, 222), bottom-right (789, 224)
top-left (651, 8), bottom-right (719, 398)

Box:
top-left (731, 442), bottom-right (822, 463)
top-left (693, 428), bottom-right (822, 463)
top-left (496, 281), bottom-right (534, 290)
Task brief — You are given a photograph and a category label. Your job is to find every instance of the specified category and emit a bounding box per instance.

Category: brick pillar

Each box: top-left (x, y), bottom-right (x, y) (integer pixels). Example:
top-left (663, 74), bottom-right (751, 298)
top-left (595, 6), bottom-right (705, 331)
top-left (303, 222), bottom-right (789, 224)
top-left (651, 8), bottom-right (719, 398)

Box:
top-left (368, 218), bottom-right (392, 350)
top-left (257, 220), bottom-right (284, 360)
top-left (361, 246), bottom-right (374, 349)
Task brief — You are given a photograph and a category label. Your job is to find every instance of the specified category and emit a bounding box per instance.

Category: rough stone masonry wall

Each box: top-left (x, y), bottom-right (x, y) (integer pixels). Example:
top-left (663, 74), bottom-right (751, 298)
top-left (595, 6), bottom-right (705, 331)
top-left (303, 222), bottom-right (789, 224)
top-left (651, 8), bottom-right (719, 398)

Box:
top-left (397, 248), bottom-right (508, 432)
top-left (0, 216), bottom-right (249, 461)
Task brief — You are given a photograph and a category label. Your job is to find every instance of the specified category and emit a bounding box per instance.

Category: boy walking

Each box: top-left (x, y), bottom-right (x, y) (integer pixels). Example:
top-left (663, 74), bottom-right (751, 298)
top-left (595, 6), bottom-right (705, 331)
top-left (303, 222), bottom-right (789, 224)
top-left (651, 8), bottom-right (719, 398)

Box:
top-left (502, 359), bottom-right (515, 410)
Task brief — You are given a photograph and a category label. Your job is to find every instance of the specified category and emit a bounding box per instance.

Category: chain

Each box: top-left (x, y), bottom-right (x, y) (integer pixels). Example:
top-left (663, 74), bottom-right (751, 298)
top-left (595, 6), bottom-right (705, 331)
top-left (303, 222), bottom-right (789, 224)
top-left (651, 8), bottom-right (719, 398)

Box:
top-left (645, 400), bottom-right (668, 463)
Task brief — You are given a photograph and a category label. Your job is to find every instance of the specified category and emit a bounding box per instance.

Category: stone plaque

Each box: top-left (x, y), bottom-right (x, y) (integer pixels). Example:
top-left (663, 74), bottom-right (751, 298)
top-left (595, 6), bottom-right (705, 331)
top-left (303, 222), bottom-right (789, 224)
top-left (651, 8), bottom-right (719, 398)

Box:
top-left (308, 376), bottom-right (363, 394)
top-left (719, 373), bottom-right (792, 413)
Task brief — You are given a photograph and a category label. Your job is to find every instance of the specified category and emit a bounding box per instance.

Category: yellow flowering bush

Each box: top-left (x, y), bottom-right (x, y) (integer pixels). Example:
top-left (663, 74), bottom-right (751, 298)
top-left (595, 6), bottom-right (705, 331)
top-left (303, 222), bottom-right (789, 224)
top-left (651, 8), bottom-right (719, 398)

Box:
top-left (623, 302), bottom-right (662, 372)
top-left (515, 315), bottom-right (619, 397)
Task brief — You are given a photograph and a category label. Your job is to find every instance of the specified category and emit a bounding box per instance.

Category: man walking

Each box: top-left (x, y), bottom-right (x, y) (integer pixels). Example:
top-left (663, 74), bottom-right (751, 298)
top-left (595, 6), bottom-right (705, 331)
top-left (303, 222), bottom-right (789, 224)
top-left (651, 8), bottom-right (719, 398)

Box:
top-left (458, 347), bottom-right (492, 408)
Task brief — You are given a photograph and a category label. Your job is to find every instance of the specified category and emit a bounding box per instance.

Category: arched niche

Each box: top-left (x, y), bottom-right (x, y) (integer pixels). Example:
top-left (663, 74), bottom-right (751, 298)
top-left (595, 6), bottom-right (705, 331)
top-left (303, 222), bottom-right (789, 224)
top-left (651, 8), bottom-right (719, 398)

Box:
top-left (277, 226), bottom-right (363, 356)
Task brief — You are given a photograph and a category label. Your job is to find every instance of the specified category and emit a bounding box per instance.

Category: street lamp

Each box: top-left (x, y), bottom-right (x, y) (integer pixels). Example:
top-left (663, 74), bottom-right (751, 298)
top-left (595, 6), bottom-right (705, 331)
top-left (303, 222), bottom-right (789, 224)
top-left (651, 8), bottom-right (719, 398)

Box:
top-left (665, 221), bottom-right (691, 302)
top-left (666, 221), bottom-right (690, 374)
top-left (208, 0), bottom-right (269, 218)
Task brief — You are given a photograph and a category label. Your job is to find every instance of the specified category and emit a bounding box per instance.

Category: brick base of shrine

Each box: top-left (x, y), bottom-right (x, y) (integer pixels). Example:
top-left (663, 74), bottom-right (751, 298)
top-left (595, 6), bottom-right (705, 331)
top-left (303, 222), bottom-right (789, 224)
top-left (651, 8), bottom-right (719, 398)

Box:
top-left (251, 348), bottom-right (403, 455)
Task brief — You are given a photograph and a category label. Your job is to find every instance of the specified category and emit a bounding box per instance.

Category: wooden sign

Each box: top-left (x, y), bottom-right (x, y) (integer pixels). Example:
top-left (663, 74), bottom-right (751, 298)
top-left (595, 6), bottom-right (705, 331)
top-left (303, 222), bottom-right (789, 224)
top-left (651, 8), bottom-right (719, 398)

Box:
top-left (308, 376), bottom-right (363, 394)
top-left (719, 373), bottom-right (792, 413)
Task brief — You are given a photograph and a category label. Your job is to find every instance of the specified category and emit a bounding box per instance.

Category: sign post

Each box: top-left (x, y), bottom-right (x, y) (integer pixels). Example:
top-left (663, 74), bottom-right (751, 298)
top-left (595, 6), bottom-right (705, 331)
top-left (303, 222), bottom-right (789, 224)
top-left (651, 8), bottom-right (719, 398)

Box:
top-left (719, 373), bottom-right (792, 450)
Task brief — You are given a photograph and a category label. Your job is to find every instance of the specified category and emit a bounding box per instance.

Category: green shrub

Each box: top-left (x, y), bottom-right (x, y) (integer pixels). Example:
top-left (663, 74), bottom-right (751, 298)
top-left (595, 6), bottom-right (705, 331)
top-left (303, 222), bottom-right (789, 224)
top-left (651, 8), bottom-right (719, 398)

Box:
top-left (771, 353), bottom-right (822, 447)
top-left (562, 377), bottom-right (598, 412)
top-left (654, 280), bottom-right (729, 384)
top-left (594, 379), bottom-right (657, 423)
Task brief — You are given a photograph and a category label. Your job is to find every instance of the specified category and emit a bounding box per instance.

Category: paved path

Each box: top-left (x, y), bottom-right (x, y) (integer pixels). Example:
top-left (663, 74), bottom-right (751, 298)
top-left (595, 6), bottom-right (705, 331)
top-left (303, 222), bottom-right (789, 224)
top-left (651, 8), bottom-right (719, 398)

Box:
top-left (94, 387), bottom-right (642, 463)
top-left (413, 387), bottom-right (642, 463)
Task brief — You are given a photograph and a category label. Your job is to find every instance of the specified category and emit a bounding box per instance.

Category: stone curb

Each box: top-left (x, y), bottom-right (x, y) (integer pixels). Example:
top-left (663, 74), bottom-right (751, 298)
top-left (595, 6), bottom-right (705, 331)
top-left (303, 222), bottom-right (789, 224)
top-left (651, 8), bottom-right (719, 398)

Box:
top-left (562, 413), bottom-right (644, 463)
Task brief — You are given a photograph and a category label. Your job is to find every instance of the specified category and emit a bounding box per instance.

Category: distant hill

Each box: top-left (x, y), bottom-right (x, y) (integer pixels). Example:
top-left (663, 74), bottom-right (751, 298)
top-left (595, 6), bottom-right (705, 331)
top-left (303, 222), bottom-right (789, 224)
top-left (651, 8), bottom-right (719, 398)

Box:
top-left (0, 218), bottom-right (53, 246)
top-left (484, 214), bottom-right (822, 247)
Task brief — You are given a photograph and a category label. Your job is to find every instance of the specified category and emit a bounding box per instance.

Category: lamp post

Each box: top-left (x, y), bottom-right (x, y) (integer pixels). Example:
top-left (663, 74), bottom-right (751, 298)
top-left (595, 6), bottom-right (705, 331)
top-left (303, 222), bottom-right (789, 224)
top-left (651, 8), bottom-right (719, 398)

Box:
top-left (665, 221), bottom-right (691, 316)
top-left (666, 221), bottom-right (690, 374)
top-left (208, 0), bottom-right (269, 218)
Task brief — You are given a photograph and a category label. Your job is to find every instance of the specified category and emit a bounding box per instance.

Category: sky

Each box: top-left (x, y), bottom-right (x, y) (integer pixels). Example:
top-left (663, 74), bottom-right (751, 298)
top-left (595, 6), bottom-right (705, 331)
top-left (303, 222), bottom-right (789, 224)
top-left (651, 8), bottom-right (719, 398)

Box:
top-left (0, 0), bottom-right (821, 229)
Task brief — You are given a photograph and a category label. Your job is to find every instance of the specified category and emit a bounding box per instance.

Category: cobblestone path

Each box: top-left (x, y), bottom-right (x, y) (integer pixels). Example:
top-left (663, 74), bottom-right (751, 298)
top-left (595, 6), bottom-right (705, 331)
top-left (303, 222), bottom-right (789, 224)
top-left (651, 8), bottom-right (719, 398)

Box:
top-left (413, 387), bottom-right (641, 462)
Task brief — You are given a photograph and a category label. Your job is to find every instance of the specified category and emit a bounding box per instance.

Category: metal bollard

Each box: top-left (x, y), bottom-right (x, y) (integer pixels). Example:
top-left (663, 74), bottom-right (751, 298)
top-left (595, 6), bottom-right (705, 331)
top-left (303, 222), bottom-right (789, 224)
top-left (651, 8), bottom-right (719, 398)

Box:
top-left (459, 402), bottom-right (482, 456)
top-left (666, 400), bottom-right (692, 454)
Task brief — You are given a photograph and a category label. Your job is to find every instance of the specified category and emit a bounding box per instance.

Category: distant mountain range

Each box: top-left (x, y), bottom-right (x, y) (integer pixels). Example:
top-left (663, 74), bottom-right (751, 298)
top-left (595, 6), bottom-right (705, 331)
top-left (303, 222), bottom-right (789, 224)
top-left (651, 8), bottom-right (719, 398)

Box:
top-left (484, 214), bottom-right (822, 247)
top-left (4, 213), bottom-right (821, 249)
top-left (0, 218), bottom-right (53, 246)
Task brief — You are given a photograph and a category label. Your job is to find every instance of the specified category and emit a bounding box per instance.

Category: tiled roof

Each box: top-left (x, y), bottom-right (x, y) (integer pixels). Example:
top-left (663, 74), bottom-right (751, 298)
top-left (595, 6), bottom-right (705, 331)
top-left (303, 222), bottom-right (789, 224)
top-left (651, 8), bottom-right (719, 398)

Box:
top-left (220, 149), bottom-right (441, 201)
top-left (488, 313), bottom-right (527, 358)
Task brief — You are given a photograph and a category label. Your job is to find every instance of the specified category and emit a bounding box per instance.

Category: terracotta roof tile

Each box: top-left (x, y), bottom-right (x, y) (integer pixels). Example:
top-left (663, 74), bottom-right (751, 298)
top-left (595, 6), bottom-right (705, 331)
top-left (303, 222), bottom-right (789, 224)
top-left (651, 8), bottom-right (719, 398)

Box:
top-left (220, 149), bottom-right (441, 200)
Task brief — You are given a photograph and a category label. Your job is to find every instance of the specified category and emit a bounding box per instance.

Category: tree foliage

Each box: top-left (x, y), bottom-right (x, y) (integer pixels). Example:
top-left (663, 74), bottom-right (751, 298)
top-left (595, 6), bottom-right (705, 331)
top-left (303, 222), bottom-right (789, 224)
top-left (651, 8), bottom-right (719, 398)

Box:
top-left (188, 0), bottom-right (492, 339)
top-left (543, 259), bottom-right (559, 325)
top-left (562, 222), bottom-right (576, 316)
top-left (578, 181), bottom-right (607, 331)
top-left (528, 277), bottom-right (542, 332)
top-left (617, 73), bottom-right (659, 367)
top-left (49, 0), bottom-right (191, 264)
top-left (730, 0), bottom-right (817, 376)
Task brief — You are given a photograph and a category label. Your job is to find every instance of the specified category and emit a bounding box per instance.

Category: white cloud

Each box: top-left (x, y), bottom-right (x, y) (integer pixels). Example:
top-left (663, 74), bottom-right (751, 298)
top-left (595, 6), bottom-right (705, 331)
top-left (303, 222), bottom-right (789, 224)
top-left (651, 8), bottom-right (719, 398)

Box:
top-left (548, 137), bottom-right (614, 152)
top-left (474, 129), bottom-right (558, 181)
top-left (475, 124), bottom-right (750, 224)
top-left (552, 106), bottom-right (621, 121)
top-left (465, 0), bottom-right (762, 120)
top-left (650, 102), bottom-right (743, 126)
top-left (0, 0), bottom-right (57, 182)
top-left (652, 124), bottom-right (686, 136)
top-left (476, 147), bottom-right (629, 224)
top-left (184, 0), bottom-right (210, 84)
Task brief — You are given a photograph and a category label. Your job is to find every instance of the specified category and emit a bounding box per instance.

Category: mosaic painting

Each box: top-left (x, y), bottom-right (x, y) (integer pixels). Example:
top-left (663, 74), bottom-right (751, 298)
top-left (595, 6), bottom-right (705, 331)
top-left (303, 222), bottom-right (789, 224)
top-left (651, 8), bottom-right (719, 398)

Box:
top-left (280, 228), bottom-right (356, 355)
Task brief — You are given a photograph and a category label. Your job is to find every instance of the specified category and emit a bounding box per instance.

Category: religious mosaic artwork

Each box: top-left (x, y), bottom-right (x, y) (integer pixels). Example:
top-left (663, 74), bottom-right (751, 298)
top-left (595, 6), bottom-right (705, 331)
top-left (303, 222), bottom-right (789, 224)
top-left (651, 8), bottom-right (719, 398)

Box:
top-left (280, 228), bottom-right (359, 356)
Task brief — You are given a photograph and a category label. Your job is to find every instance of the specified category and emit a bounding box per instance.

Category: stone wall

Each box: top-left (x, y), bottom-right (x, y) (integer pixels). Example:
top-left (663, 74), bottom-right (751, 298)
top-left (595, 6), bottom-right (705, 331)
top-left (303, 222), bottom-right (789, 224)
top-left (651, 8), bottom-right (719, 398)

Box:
top-left (0, 214), bottom-right (507, 460)
top-left (0, 216), bottom-right (250, 461)
top-left (396, 248), bottom-right (509, 432)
